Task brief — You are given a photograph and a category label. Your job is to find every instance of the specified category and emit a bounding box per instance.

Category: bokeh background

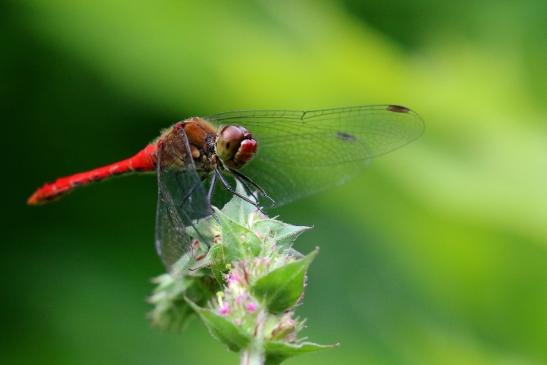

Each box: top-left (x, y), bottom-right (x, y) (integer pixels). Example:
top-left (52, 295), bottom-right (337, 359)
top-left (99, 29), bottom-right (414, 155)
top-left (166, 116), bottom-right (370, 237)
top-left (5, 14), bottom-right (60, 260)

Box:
top-left (3, 0), bottom-right (546, 364)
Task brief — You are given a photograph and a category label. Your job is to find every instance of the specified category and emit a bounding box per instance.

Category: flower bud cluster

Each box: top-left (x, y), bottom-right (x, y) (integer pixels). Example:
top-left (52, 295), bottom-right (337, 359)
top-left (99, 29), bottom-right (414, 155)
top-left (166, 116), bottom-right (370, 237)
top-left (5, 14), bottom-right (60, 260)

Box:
top-left (211, 252), bottom-right (303, 343)
top-left (149, 189), bottom-right (335, 364)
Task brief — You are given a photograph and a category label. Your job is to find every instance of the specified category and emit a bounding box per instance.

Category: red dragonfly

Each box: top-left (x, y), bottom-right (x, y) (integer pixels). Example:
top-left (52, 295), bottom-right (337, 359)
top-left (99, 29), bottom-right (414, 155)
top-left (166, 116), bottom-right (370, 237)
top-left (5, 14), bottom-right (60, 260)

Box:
top-left (28, 105), bottom-right (424, 269)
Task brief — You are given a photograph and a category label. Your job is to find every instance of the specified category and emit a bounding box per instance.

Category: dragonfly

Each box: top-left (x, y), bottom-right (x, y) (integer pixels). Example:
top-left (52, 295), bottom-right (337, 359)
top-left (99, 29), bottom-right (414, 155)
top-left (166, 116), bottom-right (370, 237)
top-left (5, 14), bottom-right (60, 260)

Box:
top-left (28, 105), bottom-right (424, 269)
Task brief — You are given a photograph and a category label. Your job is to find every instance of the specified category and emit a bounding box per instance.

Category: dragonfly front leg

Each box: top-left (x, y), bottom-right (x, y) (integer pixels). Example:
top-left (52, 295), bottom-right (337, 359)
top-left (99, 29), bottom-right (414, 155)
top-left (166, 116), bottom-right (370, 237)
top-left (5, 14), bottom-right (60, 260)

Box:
top-left (228, 168), bottom-right (275, 206)
top-left (231, 173), bottom-right (260, 203)
top-left (215, 168), bottom-right (264, 213)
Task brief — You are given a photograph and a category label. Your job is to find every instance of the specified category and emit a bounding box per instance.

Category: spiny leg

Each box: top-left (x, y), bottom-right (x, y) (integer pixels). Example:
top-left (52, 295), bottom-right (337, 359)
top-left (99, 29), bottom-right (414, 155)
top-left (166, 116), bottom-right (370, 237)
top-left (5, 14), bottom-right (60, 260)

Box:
top-left (179, 208), bottom-right (210, 249)
top-left (228, 168), bottom-right (275, 205)
top-left (175, 173), bottom-right (202, 211)
top-left (207, 172), bottom-right (218, 207)
top-left (232, 173), bottom-right (259, 203)
top-left (215, 168), bottom-right (264, 213)
top-left (172, 173), bottom-right (210, 247)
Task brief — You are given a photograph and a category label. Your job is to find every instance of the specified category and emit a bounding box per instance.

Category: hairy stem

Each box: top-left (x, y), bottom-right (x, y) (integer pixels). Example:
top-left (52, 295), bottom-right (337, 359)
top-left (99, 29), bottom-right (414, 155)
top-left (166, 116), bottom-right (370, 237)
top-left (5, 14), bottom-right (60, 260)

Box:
top-left (241, 310), bottom-right (266, 365)
top-left (240, 344), bottom-right (264, 365)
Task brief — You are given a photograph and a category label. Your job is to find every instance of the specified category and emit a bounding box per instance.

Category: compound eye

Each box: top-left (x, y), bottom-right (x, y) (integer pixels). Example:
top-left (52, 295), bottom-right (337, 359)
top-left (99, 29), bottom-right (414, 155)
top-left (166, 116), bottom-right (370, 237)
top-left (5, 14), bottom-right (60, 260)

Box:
top-left (217, 126), bottom-right (245, 161)
top-left (220, 126), bottom-right (244, 147)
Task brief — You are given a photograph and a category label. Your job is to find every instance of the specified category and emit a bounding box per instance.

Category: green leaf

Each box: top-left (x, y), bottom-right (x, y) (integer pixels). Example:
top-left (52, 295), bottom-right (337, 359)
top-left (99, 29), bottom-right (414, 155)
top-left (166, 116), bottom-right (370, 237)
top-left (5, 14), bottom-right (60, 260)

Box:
top-left (148, 273), bottom-right (217, 332)
top-left (251, 249), bottom-right (318, 313)
top-left (220, 181), bottom-right (260, 225)
top-left (186, 299), bottom-right (251, 352)
top-left (214, 206), bottom-right (263, 259)
top-left (189, 214), bottom-right (218, 239)
top-left (253, 219), bottom-right (311, 248)
top-left (168, 250), bottom-right (198, 279)
top-left (264, 341), bottom-right (338, 365)
top-left (148, 273), bottom-right (192, 330)
top-left (205, 244), bottom-right (228, 283)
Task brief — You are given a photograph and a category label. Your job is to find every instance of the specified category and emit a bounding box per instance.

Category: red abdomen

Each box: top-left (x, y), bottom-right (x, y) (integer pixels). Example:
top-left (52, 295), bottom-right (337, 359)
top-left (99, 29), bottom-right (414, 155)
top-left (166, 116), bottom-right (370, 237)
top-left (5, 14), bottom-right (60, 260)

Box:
top-left (27, 144), bottom-right (157, 205)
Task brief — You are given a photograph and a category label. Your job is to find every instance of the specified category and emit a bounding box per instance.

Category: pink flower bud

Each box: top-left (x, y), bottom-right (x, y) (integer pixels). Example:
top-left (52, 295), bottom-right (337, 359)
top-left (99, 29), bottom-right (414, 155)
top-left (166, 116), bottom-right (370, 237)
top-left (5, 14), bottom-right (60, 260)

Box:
top-left (218, 303), bottom-right (230, 316)
top-left (246, 302), bottom-right (257, 313)
top-left (235, 294), bottom-right (245, 304)
top-left (227, 272), bottom-right (241, 285)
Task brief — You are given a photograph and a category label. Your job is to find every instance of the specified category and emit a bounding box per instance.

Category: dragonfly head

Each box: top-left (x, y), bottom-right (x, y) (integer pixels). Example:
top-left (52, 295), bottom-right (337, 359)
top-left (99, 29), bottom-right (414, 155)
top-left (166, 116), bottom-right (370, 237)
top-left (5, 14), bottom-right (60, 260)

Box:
top-left (216, 125), bottom-right (257, 169)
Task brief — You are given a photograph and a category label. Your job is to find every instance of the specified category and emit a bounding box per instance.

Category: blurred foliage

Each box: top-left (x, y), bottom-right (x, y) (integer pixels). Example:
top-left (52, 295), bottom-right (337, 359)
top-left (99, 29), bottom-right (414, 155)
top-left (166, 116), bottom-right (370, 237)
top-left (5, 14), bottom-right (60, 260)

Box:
top-left (2, 0), bottom-right (546, 365)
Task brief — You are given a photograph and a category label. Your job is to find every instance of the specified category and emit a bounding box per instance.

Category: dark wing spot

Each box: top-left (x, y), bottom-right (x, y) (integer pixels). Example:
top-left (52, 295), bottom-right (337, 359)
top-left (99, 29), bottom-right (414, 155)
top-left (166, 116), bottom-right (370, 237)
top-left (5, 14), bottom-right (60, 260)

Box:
top-left (387, 105), bottom-right (410, 113)
top-left (336, 131), bottom-right (357, 142)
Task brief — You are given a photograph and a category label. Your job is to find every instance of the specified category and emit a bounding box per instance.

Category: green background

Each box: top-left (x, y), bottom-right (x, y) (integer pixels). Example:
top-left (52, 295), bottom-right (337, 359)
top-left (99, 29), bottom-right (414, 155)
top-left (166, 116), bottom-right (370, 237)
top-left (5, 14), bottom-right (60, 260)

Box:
top-left (3, 0), bottom-right (546, 364)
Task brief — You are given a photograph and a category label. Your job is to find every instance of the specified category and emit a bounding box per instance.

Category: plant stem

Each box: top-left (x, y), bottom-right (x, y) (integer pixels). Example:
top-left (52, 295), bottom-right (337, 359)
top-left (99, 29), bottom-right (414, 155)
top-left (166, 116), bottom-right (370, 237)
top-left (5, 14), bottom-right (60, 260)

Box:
top-left (240, 310), bottom-right (266, 365)
top-left (240, 343), bottom-right (264, 365)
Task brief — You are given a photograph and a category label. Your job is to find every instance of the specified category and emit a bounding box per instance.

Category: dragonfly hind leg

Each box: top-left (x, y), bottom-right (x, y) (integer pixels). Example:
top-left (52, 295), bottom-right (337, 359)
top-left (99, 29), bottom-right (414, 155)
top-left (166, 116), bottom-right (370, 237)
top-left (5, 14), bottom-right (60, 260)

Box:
top-left (173, 196), bottom-right (211, 248)
top-left (171, 175), bottom-right (213, 248)
top-left (207, 172), bottom-right (218, 207)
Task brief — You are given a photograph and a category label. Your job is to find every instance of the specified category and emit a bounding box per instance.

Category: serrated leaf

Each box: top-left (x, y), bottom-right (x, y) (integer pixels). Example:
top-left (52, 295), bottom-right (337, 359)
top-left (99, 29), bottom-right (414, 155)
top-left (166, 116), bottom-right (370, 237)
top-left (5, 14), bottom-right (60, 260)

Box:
top-left (149, 297), bottom-right (194, 331)
top-left (251, 249), bottom-right (318, 313)
top-left (148, 273), bottom-right (190, 328)
top-left (253, 219), bottom-right (310, 248)
top-left (183, 215), bottom-right (218, 249)
top-left (205, 244), bottom-right (230, 283)
top-left (186, 299), bottom-right (251, 352)
top-left (220, 181), bottom-right (259, 225)
top-left (215, 207), bottom-right (263, 258)
top-left (168, 251), bottom-right (198, 279)
top-left (148, 273), bottom-right (217, 332)
top-left (264, 341), bottom-right (338, 365)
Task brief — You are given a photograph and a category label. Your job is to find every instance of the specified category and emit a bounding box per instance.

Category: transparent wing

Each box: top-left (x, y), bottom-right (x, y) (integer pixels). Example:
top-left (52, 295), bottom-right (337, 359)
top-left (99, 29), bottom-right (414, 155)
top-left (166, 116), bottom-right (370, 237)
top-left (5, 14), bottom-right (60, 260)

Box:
top-left (206, 105), bottom-right (424, 207)
top-left (155, 126), bottom-right (212, 269)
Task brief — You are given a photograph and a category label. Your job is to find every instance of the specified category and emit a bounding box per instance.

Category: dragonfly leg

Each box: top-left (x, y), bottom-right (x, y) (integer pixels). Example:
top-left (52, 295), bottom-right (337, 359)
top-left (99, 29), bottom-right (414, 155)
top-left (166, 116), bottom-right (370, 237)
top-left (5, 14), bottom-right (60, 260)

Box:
top-left (215, 168), bottom-right (264, 213)
top-left (228, 168), bottom-right (275, 206)
top-left (170, 175), bottom-right (212, 247)
top-left (231, 173), bottom-right (259, 203)
top-left (207, 173), bottom-right (218, 207)
top-left (175, 175), bottom-right (201, 211)
top-left (177, 205), bottom-right (210, 248)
